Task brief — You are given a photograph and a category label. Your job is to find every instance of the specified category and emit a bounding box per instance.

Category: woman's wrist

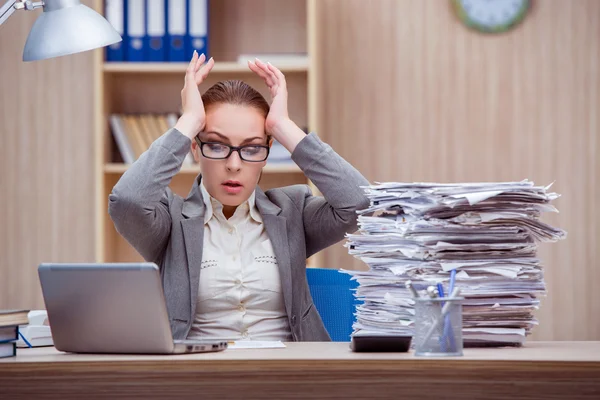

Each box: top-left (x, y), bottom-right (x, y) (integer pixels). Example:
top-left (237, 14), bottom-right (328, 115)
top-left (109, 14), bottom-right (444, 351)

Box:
top-left (174, 114), bottom-right (204, 139)
top-left (270, 118), bottom-right (306, 153)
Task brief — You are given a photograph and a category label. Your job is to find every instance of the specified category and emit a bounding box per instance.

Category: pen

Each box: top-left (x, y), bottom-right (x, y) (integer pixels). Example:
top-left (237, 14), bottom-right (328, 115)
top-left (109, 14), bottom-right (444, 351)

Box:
top-left (436, 282), bottom-right (447, 352)
top-left (449, 269), bottom-right (457, 294)
top-left (438, 281), bottom-right (459, 352)
top-left (436, 283), bottom-right (445, 298)
top-left (421, 287), bottom-right (461, 346)
top-left (445, 269), bottom-right (458, 352)
top-left (405, 280), bottom-right (420, 298)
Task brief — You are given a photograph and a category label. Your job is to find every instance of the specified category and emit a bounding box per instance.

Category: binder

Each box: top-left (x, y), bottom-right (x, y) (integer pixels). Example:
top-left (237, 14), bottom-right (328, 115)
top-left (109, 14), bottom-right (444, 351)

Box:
top-left (137, 114), bottom-right (157, 148)
top-left (109, 115), bottom-right (136, 164)
top-left (105, 0), bottom-right (125, 61)
top-left (126, 0), bottom-right (146, 61)
top-left (167, 0), bottom-right (187, 61)
top-left (146, 0), bottom-right (166, 61)
top-left (122, 115), bottom-right (146, 159)
top-left (187, 0), bottom-right (208, 59)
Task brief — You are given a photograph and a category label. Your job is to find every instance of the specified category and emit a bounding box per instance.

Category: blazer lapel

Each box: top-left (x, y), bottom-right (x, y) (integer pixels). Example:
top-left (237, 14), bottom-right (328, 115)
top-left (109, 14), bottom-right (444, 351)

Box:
top-left (181, 174), bottom-right (206, 321)
top-left (255, 189), bottom-right (293, 318)
top-left (181, 217), bottom-right (204, 320)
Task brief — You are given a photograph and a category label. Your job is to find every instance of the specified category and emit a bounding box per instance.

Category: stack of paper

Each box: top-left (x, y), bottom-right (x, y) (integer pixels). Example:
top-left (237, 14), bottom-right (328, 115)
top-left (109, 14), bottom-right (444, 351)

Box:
top-left (266, 139), bottom-right (294, 165)
top-left (344, 180), bottom-right (566, 346)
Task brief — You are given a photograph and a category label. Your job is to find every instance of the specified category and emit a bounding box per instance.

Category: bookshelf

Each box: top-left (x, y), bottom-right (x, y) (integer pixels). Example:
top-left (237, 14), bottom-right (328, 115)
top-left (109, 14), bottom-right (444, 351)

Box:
top-left (103, 162), bottom-right (303, 175)
top-left (103, 62), bottom-right (309, 74)
top-left (93, 0), bottom-right (320, 266)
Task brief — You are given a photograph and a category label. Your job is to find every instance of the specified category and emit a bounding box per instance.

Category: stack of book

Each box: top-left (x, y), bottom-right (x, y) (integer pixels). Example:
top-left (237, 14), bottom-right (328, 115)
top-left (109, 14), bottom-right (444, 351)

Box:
top-left (0, 310), bottom-right (29, 358)
top-left (110, 113), bottom-right (194, 165)
top-left (344, 180), bottom-right (566, 347)
top-left (266, 139), bottom-right (294, 166)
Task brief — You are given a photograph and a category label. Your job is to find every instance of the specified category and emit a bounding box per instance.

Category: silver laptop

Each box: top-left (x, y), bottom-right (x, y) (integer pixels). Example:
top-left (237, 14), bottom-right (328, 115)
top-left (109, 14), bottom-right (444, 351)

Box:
top-left (38, 262), bottom-right (227, 354)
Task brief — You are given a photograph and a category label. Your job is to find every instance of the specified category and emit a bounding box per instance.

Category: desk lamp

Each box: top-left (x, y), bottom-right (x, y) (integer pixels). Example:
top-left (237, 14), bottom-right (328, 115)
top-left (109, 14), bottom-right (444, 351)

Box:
top-left (0, 0), bottom-right (121, 61)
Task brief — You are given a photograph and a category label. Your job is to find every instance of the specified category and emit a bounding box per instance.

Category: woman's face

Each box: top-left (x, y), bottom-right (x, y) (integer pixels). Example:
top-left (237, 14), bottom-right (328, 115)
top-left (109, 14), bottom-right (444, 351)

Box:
top-left (191, 103), bottom-right (267, 209)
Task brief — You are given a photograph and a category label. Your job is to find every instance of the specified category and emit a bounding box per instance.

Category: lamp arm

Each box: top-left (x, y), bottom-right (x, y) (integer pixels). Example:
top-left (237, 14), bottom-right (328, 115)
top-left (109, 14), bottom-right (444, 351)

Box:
top-left (0, 0), bottom-right (18, 25)
top-left (0, 0), bottom-right (44, 26)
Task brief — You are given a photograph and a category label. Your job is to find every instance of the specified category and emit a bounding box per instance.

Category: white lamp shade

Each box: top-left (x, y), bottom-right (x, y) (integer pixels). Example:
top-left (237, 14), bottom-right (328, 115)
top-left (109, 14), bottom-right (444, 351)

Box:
top-left (23, 0), bottom-right (122, 62)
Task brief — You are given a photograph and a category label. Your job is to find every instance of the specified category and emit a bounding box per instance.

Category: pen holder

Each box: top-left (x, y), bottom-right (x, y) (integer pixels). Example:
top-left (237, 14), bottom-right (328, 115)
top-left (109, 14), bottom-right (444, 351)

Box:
top-left (413, 297), bottom-right (464, 357)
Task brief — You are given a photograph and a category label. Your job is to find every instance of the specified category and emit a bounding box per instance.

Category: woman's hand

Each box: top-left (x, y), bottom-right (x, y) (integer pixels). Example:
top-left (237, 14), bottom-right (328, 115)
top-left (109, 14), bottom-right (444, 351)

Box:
top-left (175, 51), bottom-right (215, 139)
top-left (248, 59), bottom-right (306, 152)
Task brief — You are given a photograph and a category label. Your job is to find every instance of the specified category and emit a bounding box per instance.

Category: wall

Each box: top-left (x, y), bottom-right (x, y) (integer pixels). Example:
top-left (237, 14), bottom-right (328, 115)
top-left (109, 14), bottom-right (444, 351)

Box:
top-left (1, 0), bottom-right (598, 341)
top-left (0, 1), bottom-right (96, 309)
top-left (314, 0), bottom-right (600, 340)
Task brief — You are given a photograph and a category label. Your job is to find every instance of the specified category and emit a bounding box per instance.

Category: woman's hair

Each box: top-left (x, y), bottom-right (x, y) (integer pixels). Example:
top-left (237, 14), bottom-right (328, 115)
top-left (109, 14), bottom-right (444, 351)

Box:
top-left (202, 80), bottom-right (269, 119)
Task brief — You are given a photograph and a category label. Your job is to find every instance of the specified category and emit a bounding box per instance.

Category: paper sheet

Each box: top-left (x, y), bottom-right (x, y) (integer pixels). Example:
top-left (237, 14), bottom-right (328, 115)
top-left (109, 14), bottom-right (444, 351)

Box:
top-left (227, 341), bottom-right (286, 349)
top-left (343, 180), bottom-right (566, 346)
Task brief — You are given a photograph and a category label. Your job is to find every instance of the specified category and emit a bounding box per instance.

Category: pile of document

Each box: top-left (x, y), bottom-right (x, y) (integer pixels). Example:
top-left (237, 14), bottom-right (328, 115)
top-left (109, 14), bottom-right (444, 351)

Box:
top-left (266, 139), bottom-right (294, 165)
top-left (344, 180), bottom-right (566, 346)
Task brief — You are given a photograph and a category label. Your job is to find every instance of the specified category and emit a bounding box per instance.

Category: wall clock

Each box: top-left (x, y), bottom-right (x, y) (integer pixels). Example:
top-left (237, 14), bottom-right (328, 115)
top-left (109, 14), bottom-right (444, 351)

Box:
top-left (452, 0), bottom-right (530, 33)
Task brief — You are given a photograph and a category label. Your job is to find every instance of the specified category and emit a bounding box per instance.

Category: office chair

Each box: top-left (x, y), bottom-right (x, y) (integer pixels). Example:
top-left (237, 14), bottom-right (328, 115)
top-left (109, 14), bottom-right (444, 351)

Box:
top-left (305, 268), bottom-right (360, 342)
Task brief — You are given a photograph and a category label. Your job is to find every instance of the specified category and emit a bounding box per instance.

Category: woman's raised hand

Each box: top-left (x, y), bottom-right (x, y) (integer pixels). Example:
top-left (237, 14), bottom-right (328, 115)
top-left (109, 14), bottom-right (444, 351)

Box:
top-left (175, 51), bottom-right (215, 139)
top-left (247, 59), bottom-right (291, 137)
top-left (248, 58), bottom-right (307, 152)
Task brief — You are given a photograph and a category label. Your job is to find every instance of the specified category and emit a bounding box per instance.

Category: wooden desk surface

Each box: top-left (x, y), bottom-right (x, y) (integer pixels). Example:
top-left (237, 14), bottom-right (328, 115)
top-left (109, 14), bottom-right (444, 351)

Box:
top-left (1, 342), bottom-right (599, 399)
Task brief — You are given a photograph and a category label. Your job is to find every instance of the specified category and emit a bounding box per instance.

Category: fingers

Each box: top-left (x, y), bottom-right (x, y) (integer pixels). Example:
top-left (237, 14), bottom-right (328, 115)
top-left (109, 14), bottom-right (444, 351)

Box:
top-left (194, 52), bottom-right (206, 73)
top-left (249, 58), bottom-right (281, 90)
top-left (185, 51), bottom-right (213, 86)
top-left (255, 58), bottom-right (277, 87)
top-left (248, 59), bottom-right (272, 86)
top-left (185, 50), bottom-right (199, 83)
top-left (267, 62), bottom-right (287, 90)
top-left (247, 60), bottom-right (267, 85)
top-left (247, 59), bottom-right (260, 74)
top-left (248, 59), bottom-right (288, 100)
top-left (195, 56), bottom-right (214, 85)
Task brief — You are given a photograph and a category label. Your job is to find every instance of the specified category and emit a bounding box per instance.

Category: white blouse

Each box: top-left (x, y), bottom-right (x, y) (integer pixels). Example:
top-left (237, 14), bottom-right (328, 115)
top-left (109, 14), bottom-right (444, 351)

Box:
top-left (186, 181), bottom-right (293, 341)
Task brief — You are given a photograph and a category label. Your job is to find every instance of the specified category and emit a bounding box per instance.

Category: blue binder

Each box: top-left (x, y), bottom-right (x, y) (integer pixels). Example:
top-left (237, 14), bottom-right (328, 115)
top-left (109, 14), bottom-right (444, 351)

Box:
top-left (167, 0), bottom-right (186, 61)
top-left (187, 0), bottom-right (208, 59)
top-left (105, 0), bottom-right (125, 61)
top-left (126, 0), bottom-right (146, 61)
top-left (146, 0), bottom-right (166, 61)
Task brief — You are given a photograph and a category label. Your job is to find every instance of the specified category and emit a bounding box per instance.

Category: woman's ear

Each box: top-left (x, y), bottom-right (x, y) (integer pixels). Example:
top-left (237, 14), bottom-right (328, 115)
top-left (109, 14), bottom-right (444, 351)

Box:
top-left (191, 140), bottom-right (202, 163)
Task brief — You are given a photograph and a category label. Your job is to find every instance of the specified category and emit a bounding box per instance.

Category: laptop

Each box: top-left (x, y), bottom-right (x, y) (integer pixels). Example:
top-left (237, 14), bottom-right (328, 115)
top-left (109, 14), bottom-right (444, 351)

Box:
top-left (38, 262), bottom-right (228, 354)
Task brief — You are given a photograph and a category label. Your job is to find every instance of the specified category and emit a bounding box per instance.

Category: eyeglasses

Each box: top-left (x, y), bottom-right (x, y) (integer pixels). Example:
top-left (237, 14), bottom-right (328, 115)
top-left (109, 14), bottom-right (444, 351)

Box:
top-left (194, 136), bottom-right (270, 162)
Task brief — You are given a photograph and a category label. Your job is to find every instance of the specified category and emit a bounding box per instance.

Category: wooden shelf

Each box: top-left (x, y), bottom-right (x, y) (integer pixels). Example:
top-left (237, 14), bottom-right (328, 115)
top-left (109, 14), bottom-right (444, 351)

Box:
top-left (104, 163), bottom-right (303, 174)
top-left (96, 0), bottom-right (320, 268)
top-left (103, 62), bottom-right (309, 74)
top-left (264, 163), bottom-right (304, 173)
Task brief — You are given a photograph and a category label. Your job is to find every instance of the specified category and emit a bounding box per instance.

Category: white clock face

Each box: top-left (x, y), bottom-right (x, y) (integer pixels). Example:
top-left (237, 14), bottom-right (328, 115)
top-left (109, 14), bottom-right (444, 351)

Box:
top-left (457, 0), bottom-right (529, 30)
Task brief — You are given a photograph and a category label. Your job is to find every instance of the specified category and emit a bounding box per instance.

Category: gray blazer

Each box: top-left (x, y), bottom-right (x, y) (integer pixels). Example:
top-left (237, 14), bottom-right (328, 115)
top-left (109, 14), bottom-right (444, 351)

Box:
top-left (108, 129), bottom-right (370, 341)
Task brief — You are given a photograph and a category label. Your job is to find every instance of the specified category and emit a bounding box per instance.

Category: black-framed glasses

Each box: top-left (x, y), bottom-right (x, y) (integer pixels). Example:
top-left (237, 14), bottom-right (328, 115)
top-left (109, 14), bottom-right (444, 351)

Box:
top-left (194, 136), bottom-right (270, 162)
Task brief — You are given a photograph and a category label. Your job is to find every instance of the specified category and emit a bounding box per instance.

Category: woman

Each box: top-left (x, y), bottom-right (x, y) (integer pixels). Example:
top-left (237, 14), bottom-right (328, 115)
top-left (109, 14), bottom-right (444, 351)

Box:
top-left (108, 51), bottom-right (369, 342)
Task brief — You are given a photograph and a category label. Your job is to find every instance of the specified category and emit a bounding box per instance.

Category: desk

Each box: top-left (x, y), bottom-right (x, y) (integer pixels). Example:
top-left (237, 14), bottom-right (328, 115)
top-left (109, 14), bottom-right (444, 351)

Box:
top-left (1, 342), bottom-right (599, 399)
